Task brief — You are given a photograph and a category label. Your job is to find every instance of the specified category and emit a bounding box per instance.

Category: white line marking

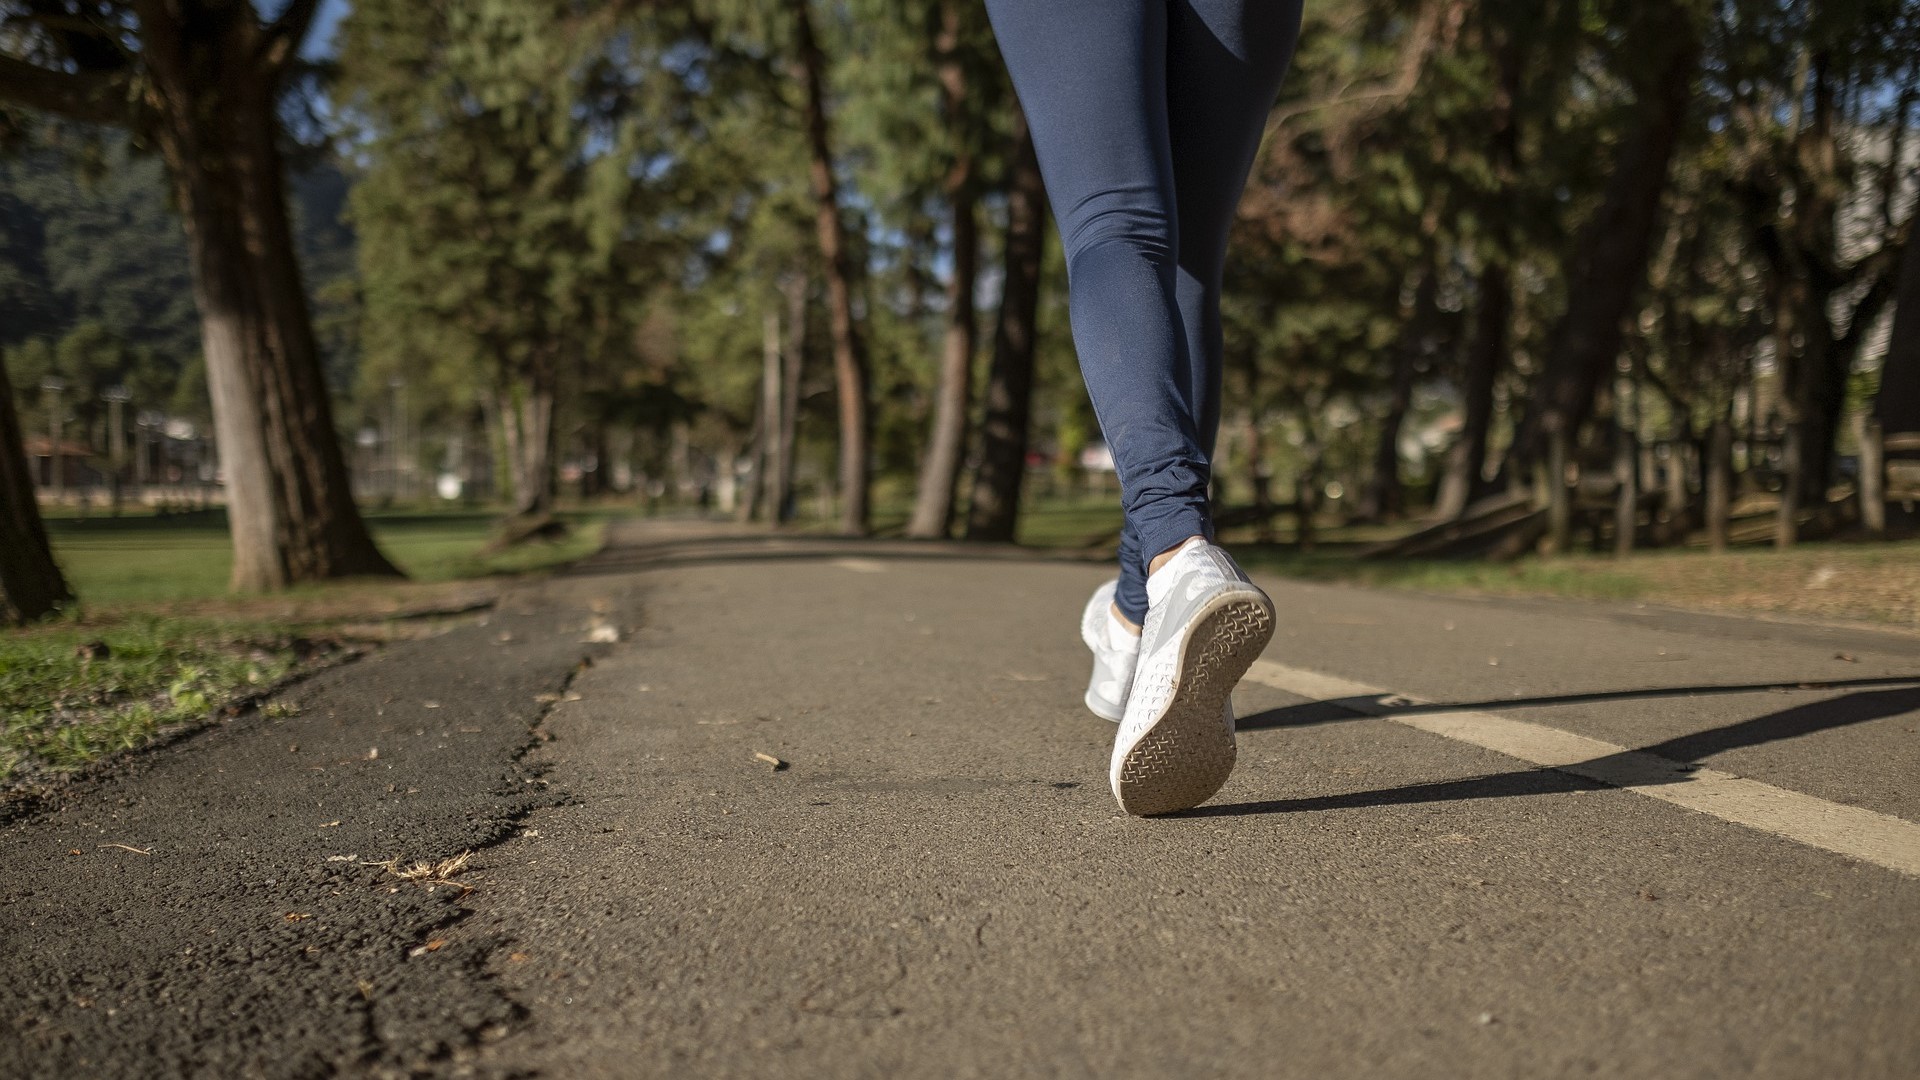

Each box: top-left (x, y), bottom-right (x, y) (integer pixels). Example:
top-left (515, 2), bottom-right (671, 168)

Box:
top-left (830, 558), bottom-right (887, 574)
top-left (1242, 660), bottom-right (1920, 878)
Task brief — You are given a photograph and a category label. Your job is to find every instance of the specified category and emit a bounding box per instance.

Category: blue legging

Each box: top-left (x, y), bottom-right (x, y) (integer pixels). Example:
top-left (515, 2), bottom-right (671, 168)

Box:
top-left (985, 0), bottom-right (1302, 622)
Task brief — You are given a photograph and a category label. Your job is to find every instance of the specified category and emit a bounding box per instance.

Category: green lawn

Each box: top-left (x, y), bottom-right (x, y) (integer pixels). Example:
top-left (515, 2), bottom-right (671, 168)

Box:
top-left (1232, 538), bottom-right (1920, 627)
top-left (0, 615), bottom-right (301, 781)
top-left (993, 498), bottom-right (1917, 629)
top-left (44, 508), bottom-right (608, 606)
top-left (857, 493), bottom-right (1124, 549)
top-left (4, 506), bottom-right (613, 789)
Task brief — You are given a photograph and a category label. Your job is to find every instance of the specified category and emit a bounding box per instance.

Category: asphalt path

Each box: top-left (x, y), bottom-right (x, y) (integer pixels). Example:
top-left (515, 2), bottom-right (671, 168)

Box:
top-left (4, 519), bottom-right (1917, 1078)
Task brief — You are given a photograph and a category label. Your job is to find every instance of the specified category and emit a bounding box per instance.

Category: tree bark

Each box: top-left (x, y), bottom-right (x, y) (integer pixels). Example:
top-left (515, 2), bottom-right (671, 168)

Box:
top-left (1241, 408), bottom-right (1276, 543)
top-left (1706, 417), bottom-right (1732, 553)
top-left (1662, 421), bottom-right (1693, 542)
top-left (1858, 414), bottom-right (1885, 536)
top-left (775, 272), bottom-right (808, 523)
top-left (788, 0), bottom-right (870, 536)
top-left (1509, 17), bottom-right (1698, 473)
top-left (0, 359), bottom-right (72, 623)
top-left (748, 303), bottom-right (782, 523)
top-left (497, 373), bottom-right (556, 521)
top-left (137, 3), bottom-right (398, 590)
top-left (1776, 420), bottom-right (1802, 548)
top-left (1542, 426), bottom-right (1571, 555)
top-left (906, 1), bottom-right (981, 540)
top-left (1362, 267), bottom-right (1436, 522)
top-left (1613, 420), bottom-right (1638, 556)
top-left (1873, 227), bottom-right (1920, 440)
top-left (1437, 25), bottom-right (1518, 520)
top-left (965, 107), bottom-right (1046, 543)
top-left (1436, 264), bottom-right (1508, 519)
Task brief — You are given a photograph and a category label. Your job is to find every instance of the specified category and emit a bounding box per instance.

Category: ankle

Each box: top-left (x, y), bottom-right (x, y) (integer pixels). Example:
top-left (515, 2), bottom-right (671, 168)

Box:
top-left (1109, 602), bottom-right (1141, 636)
top-left (1147, 535), bottom-right (1206, 577)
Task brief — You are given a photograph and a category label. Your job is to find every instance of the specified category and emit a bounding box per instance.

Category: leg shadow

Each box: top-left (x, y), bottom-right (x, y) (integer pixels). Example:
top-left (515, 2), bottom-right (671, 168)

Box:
top-left (1198, 686), bottom-right (1920, 818)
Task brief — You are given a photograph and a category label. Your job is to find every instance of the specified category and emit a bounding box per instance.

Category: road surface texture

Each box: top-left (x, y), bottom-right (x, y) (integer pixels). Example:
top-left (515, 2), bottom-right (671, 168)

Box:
top-left (4, 519), bottom-right (1917, 1078)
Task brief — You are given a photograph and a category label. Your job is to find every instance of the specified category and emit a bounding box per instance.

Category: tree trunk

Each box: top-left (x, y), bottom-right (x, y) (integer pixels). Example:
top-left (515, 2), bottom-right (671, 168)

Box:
top-left (1295, 457), bottom-right (1320, 553)
top-left (0, 359), bottom-right (72, 623)
top-left (1613, 422), bottom-right (1638, 556)
top-left (749, 303), bottom-right (782, 523)
top-left (1243, 409), bottom-right (1276, 543)
top-left (775, 272), bottom-right (808, 523)
top-left (1541, 426), bottom-right (1572, 555)
top-left (1753, 55), bottom-right (1906, 513)
top-left (1706, 417), bottom-right (1732, 553)
top-left (1873, 227), bottom-right (1920, 440)
top-left (1662, 424), bottom-right (1693, 542)
top-left (141, 6), bottom-right (398, 591)
top-left (580, 420), bottom-right (610, 500)
top-left (1858, 414), bottom-right (1885, 536)
top-left (497, 376), bottom-right (556, 521)
top-left (906, 1), bottom-right (981, 540)
top-left (1776, 420), bottom-right (1802, 548)
top-left (965, 106), bottom-right (1046, 543)
top-left (1786, 295), bottom-right (1846, 509)
top-left (1509, 17), bottom-right (1698, 473)
top-left (1363, 267), bottom-right (1436, 522)
top-left (1441, 17), bottom-right (1517, 514)
top-left (788, 0), bottom-right (870, 536)
top-left (1436, 264), bottom-right (1509, 519)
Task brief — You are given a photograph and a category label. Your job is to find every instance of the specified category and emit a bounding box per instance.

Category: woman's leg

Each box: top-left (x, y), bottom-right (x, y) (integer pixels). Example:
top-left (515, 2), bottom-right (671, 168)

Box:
top-left (1167, 0), bottom-right (1304, 464)
top-left (984, 0), bottom-right (1206, 626)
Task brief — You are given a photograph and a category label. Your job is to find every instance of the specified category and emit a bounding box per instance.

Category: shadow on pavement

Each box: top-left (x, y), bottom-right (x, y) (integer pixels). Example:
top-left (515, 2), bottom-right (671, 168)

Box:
top-left (1195, 685), bottom-right (1920, 819)
top-left (1234, 676), bottom-right (1920, 731)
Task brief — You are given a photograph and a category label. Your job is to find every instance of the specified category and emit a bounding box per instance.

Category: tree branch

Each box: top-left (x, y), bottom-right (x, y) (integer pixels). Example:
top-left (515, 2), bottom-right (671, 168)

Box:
top-left (1838, 220), bottom-right (1912, 357)
top-left (0, 53), bottom-right (129, 125)
top-left (259, 0), bottom-right (323, 77)
top-left (1263, 0), bottom-right (1465, 139)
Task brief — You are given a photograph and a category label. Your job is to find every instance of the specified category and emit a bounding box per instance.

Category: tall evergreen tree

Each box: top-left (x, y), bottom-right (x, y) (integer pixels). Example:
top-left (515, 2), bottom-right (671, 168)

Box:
top-left (784, 0), bottom-right (872, 535)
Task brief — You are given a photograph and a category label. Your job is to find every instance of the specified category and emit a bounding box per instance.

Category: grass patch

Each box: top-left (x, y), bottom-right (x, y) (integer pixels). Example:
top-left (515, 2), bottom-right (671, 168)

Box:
top-left (853, 494), bottom-right (1124, 549)
top-left (4, 506), bottom-right (616, 790)
top-left (0, 616), bottom-right (323, 784)
top-left (1015, 498), bottom-right (1125, 548)
top-left (978, 495), bottom-right (1916, 629)
top-left (1231, 538), bottom-right (1920, 628)
top-left (1231, 547), bottom-right (1647, 601)
top-left (46, 508), bottom-right (611, 606)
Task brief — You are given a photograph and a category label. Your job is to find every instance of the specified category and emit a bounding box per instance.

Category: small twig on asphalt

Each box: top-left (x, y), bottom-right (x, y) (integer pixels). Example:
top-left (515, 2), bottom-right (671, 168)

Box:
top-left (366, 850), bottom-right (476, 893)
top-left (754, 751), bottom-right (789, 771)
top-left (98, 843), bottom-right (152, 855)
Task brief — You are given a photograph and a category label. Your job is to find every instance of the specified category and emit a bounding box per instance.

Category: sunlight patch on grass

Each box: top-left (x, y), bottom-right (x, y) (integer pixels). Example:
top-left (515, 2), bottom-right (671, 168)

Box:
top-left (6, 507), bottom-right (614, 789)
top-left (0, 617), bottom-right (319, 784)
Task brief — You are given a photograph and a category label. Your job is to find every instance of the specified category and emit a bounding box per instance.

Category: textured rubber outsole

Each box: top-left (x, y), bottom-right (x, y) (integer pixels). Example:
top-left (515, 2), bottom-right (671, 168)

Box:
top-left (1112, 593), bottom-right (1274, 816)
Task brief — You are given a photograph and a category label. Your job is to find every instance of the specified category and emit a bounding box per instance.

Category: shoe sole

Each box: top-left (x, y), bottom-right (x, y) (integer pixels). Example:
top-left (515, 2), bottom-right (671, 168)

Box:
top-left (1112, 590), bottom-right (1273, 816)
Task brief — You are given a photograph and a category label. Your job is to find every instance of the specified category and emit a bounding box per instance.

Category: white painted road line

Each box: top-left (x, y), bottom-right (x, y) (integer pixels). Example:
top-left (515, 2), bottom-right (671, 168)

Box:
top-left (831, 557), bottom-right (888, 574)
top-left (1242, 660), bottom-right (1920, 878)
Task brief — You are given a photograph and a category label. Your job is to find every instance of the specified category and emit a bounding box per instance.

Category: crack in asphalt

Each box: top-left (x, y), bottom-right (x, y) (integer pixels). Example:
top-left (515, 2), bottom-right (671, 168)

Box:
top-left (0, 583), bottom-right (632, 1079)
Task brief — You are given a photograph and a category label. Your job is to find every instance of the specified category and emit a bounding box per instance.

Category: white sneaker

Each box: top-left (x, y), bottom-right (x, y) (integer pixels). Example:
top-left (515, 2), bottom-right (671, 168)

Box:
top-left (1110, 538), bottom-right (1274, 816)
top-left (1080, 579), bottom-right (1138, 722)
